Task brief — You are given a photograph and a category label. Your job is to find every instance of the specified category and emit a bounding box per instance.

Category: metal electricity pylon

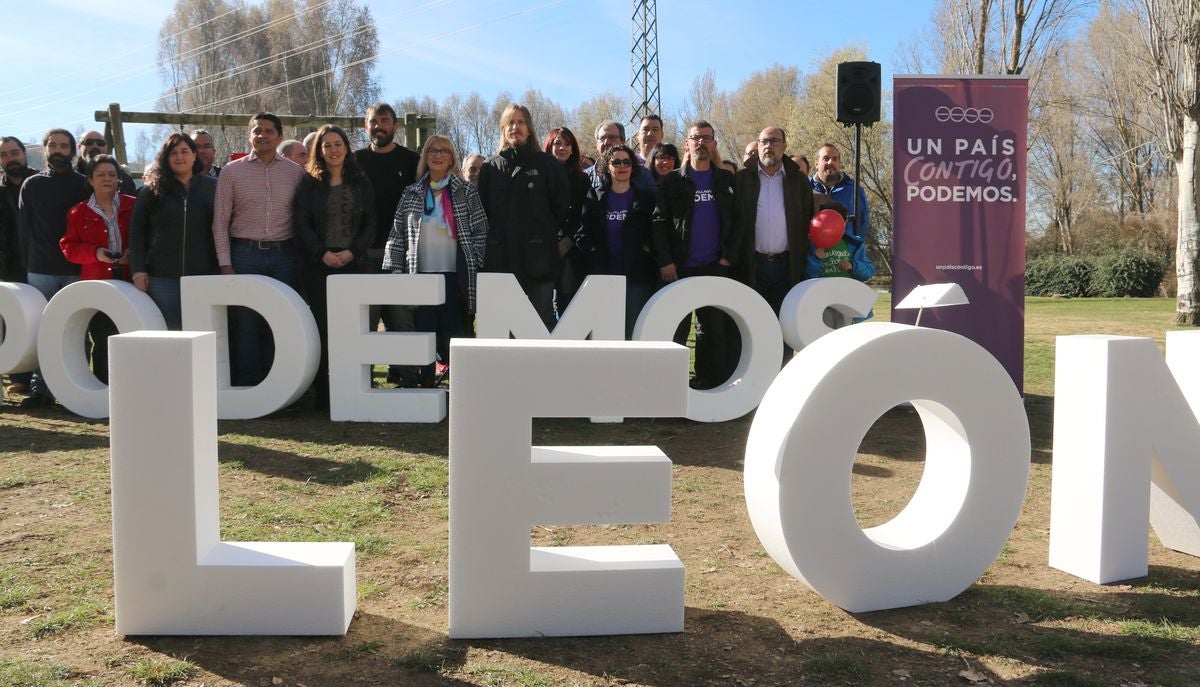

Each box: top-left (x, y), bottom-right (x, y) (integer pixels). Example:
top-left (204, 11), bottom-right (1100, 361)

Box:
top-left (630, 0), bottom-right (662, 126)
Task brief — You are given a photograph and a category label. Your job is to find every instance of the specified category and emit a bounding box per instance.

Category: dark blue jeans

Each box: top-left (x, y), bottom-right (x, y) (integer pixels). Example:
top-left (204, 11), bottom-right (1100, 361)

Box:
top-left (147, 276), bottom-right (182, 331)
top-left (414, 272), bottom-right (466, 382)
top-left (228, 241), bottom-right (302, 387)
top-left (26, 273), bottom-right (80, 399)
top-left (754, 252), bottom-right (793, 361)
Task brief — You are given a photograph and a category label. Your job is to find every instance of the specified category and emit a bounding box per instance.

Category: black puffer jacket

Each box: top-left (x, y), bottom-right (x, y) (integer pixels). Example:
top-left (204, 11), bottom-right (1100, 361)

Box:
top-left (128, 175), bottom-right (219, 278)
top-left (477, 143), bottom-right (569, 283)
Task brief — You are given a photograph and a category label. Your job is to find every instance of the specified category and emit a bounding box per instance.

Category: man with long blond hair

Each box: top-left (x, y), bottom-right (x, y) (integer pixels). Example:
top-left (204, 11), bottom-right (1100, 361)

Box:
top-left (476, 103), bottom-right (568, 328)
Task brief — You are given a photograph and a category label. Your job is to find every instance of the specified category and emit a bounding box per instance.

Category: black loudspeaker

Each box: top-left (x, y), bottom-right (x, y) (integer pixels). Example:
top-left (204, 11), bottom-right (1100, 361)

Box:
top-left (836, 61), bottom-right (881, 125)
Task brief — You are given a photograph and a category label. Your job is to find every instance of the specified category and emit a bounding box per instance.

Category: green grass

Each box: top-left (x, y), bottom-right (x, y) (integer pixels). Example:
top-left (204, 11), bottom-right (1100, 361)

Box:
top-left (0, 566), bottom-right (35, 609)
top-left (125, 656), bottom-right (198, 686)
top-left (349, 640), bottom-right (383, 659)
top-left (457, 663), bottom-right (554, 687)
top-left (1119, 618), bottom-right (1200, 642)
top-left (28, 601), bottom-right (106, 638)
top-left (0, 661), bottom-right (74, 687)
top-left (963, 586), bottom-right (1094, 621)
top-left (1035, 631), bottom-right (1154, 660)
top-left (804, 652), bottom-right (871, 682)
top-left (394, 648), bottom-right (448, 673)
top-left (1022, 296), bottom-right (1186, 395)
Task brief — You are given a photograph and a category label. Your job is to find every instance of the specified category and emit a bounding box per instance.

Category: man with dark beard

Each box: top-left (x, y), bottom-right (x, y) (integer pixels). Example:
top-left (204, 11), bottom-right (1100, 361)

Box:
top-left (0, 136), bottom-right (35, 283)
top-left (76, 130), bottom-right (137, 195)
top-left (17, 129), bottom-right (88, 407)
top-left (353, 102), bottom-right (420, 387)
top-left (0, 136), bottom-right (38, 399)
top-left (651, 120), bottom-right (739, 389)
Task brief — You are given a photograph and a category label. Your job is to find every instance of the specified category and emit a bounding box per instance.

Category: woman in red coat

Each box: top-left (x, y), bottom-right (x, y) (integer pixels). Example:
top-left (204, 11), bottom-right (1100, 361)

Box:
top-left (60, 154), bottom-right (135, 384)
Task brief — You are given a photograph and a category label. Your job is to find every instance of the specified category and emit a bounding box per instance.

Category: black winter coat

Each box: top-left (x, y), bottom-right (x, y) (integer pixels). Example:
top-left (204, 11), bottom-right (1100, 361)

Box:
top-left (0, 166), bottom-right (35, 281)
top-left (128, 175), bottom-right (219, 279)
top-left (477, 144), bottom-right (569, 282)
top-left (576, 184), bottom-right (657, 286)
top-left (650, 164), bottom-right (738, 269)
top-left (292, 174), bottom-right (376, 265)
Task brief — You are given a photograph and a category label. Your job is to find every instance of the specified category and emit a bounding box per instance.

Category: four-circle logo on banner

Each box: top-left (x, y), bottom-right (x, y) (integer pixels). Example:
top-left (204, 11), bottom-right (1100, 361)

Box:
top-left (934, 106), bottom-right (994, 124)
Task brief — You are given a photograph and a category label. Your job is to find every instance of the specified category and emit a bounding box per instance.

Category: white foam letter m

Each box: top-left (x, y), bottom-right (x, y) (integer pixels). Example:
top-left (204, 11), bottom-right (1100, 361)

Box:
top-left (1050, 332), bottom-right (1200, 583)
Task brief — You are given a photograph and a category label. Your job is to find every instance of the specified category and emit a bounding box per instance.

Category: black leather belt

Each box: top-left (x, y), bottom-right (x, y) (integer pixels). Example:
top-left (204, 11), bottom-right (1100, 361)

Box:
top-left (756, 251), bottom-right (789, 262)
top-left (232, 237), bottom-right (292, 250)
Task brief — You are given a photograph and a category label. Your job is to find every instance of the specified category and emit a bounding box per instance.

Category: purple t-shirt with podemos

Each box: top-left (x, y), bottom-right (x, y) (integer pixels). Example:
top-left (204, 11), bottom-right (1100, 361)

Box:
top-left (605, 188), bottom-right (634, 274)
top-left (684, 168), bottom-right (720, 268)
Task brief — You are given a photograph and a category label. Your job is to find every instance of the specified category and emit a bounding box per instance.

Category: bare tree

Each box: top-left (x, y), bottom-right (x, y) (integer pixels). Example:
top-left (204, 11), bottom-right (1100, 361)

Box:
top-left (726, 64), bottom-right (804, 154)
top-left (1135, 0), bottom-right (1200, 323)
top-left (459, 92), bottom-right (495, 157)
top-left (157, 0), bottom-right (380, 144)
top-left (567, 91), bottom-right (626, 158)
top-left (1080, 4), bottom-right (1164, 219)
top-left (1027, 46), bottom-right (1101, 254)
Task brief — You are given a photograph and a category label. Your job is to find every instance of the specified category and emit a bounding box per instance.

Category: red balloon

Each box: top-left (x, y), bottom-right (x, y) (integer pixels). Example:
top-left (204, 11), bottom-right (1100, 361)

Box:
top-left (809, 209), bottom-right (846, 250)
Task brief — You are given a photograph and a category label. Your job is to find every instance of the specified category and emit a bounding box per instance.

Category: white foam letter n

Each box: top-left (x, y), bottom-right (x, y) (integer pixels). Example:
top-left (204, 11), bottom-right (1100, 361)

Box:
top-left (1050, 332), bottom-right (1200, 583)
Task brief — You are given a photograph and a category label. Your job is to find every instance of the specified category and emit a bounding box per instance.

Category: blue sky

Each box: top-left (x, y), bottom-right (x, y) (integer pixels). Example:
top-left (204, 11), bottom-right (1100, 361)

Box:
top-left (2, 0), bottom-right (935, 147)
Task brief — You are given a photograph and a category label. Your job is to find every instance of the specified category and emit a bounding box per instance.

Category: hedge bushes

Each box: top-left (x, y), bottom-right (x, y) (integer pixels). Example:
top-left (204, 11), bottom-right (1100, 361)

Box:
top-left (1025, 250), bottom-right (1165, 297)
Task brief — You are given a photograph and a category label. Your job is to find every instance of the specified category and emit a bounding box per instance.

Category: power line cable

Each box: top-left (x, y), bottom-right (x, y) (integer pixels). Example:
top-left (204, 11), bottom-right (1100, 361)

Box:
top-left (185, 0), bottom-right (567, 114)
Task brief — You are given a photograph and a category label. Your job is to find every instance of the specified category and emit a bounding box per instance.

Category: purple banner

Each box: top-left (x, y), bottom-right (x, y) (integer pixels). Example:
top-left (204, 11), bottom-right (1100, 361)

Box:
top-left (891, 76), bottom-right (1028, 393)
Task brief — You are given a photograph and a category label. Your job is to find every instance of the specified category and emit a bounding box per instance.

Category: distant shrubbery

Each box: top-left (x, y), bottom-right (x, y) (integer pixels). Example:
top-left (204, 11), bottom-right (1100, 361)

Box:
top-left (1025, 250), bottom-right (1166, 297)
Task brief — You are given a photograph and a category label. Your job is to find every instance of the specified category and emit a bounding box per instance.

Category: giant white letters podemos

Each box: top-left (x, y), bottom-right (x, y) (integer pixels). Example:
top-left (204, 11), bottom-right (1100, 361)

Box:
top-left (448, 338), bottom-right (688, 638)
top-left (326, 274), bottom-right (445, 422)
top-left (1049, 333), bottom-right (1200, 583)
top-left (634, 276), bottom-right (783, 422)
top-left (0, 281), bottom-right (45, 374)
top-left (745, 322), bottom-right (1030, 612)
top-left (180, 275), bottom-right (318, 419)
top-left (109, 331), bottom-right (355, 635)
top-left (40, 280), bottom-right (165, 418)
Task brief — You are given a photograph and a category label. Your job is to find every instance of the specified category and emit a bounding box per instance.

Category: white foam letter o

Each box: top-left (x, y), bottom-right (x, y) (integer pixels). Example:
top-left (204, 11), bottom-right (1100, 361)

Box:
top-left (38, 280), bottom-right (165, 418)
top-left (633, 276), bottom-right (782, 422)
top-left (744, 322), bottom-right (1029, 612)
top-left (0, 282), bottom-right (46, 374)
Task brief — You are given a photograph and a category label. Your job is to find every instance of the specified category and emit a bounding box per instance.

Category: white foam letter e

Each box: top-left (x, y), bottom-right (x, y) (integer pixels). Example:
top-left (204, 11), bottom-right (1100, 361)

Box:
top-left (448, 339), bottom-right (688, 638)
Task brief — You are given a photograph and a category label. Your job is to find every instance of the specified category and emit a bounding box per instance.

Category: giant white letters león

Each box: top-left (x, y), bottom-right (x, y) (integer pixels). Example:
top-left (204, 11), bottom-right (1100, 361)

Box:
top-left (448, 338), bottom-right (688, 638)
top-left (0, 281), bottom-right (45, 374)
top-left (181, 275), bottom-right (318, 419)
top-left (39, 280), bottom-right (165, 418)
top-left (745, 322), bottom-right (1030, 612)
top-left (109, 331), bottom-right (355, 635)
top-left (634, 276), bottom-right (783, 422)
top-left (326, 274), bottom-right (445, 422)
top-left (1049, 333), bottom-right (1200, 583)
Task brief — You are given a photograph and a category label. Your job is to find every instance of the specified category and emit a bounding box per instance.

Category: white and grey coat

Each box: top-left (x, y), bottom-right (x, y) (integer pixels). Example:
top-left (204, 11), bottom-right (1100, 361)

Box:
top-left (383, 173), bottom-right (488, 312)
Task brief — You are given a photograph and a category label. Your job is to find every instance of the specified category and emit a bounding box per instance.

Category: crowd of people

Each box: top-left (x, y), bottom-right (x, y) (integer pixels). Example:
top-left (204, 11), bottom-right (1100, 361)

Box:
top-left (0, 102), bottom-right (874, 412)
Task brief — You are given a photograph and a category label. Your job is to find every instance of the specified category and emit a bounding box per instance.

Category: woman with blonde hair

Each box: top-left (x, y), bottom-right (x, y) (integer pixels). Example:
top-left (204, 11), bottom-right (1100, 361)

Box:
top-left (384, 134), bottom-right (487, 387)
